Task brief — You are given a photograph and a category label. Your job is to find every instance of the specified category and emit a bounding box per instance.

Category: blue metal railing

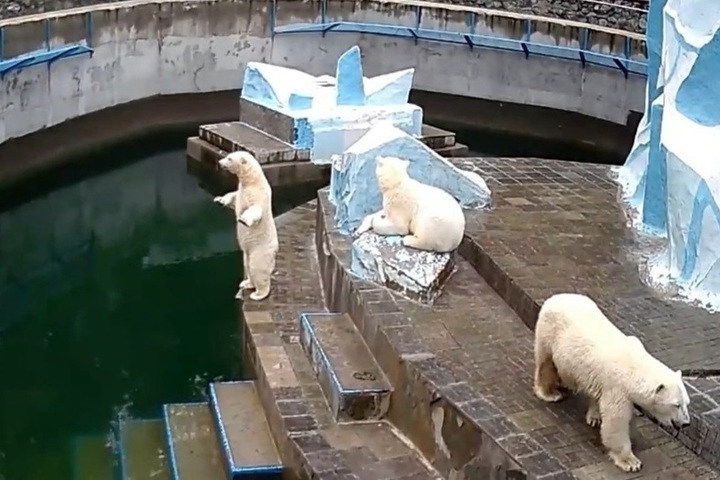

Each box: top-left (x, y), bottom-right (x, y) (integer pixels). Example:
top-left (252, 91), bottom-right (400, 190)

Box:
top-left (270, 0), bottom-right (648, 78)
top-left (0, 12), bottom-right (94, 78)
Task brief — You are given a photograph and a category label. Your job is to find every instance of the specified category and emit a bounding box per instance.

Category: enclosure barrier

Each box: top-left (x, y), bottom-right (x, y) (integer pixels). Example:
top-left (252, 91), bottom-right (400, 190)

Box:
top-left (0, 12), bottom-right (94, 78)
top-left (270, 0), bottom-right (648, 78)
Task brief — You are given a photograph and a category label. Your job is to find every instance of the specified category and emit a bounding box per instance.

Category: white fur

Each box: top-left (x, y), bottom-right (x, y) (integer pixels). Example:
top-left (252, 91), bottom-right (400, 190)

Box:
top-left (355, 156), bottom-right (466, 253)
top-left (214, 151), bottom-right (278, 301)
top-left (533, 293), bottom-right (691, 473)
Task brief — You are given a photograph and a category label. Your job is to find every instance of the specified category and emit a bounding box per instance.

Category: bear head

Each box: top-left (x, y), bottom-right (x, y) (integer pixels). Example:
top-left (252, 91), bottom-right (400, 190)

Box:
top-left (375, 156), bottom-right (410, 192)
top-left (643, 369), bottom-right (691, 430)
top-left (218, 151), bottom-right (263, 183)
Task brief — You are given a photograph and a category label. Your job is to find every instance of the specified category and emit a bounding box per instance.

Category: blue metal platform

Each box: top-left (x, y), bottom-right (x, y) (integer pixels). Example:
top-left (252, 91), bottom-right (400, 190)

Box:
top-left (270, 0), bottom-right (647, 78)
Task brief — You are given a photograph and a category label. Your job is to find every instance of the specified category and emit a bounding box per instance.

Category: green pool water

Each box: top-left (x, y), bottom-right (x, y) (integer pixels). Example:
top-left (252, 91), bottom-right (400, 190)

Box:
top-left (0, 141), bottom-right (316, 479)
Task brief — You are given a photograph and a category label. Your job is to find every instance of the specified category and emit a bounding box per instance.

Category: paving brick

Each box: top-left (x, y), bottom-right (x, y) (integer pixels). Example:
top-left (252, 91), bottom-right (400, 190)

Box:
top-left (315, 187), bottom-right (720, 479)
top-left (454, 156), bottom-right (720, 468)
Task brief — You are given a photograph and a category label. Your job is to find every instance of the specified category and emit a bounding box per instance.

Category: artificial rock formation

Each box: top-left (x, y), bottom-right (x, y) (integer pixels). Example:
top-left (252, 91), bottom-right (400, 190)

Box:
top-left (330, 123), bottom-right (491, 234)
top-left (333, 123), bottom-right (491, 302)
top-left (240, 46), bottom-right (422, 164)
top-left (618, 0), bottom-right (720, 309)
top-left (350, 232), bottom-right (456, 304)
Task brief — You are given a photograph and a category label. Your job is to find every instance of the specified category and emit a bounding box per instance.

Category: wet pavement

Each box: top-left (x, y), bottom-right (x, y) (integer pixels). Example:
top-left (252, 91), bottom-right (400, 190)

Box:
top-left (455, 156), bottom-right (720, 469)
top-left (237, 179), bottom-right (720, 479)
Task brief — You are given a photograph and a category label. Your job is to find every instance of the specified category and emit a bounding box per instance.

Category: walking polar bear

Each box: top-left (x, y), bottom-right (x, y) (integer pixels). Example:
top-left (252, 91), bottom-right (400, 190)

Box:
top-left (214, 151), bottom-right (278, 301)
top-left (534, 293), bottom-right (690, 472)
top-left (355, 156), bottom-right (465, 253)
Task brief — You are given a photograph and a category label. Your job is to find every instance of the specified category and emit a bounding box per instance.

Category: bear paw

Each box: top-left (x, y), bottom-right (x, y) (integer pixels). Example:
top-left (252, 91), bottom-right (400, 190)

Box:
top-left (585, 412), bottom-right (601, 428)
top-left (249, 290), bottom-right (270, 301)
top-left (239, 279), bottom-right (254, 290)
top-left (533, 385), bottom-right (564, 403)
top-left (609, 451), bottom-right (642, 472)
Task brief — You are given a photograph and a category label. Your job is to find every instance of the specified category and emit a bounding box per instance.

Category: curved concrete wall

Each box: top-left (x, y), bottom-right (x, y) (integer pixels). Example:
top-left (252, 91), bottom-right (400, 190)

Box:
top-left (0, 0), bottom-right (647, 145)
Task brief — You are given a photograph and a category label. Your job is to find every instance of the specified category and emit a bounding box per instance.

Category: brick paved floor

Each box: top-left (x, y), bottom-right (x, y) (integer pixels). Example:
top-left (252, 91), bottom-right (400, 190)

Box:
top-left (317, 190), bottom-right (719, 479)
top-left (241, 202), bottom-right (445, 480)
top-left (453, 156), bottom-right (720, 467)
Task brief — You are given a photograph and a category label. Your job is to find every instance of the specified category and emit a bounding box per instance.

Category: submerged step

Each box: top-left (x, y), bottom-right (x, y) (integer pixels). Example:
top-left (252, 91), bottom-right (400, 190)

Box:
top-left (209, 381), bottom-right (283, 479)
top-left (119, 419), bottom-right (171, 480)
top-left (163, 403), bottom-right (226, 480)
top-left (72, 434), bottom-right (114, 480)
top-left (199, 122), bottom-right (310, 164)
top-left (299, 313), bottom-right (392, 421)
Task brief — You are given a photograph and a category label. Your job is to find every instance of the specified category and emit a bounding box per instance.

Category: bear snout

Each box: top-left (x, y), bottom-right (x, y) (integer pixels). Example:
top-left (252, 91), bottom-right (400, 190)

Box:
top-left (672, 419), bottom-right (691, 429)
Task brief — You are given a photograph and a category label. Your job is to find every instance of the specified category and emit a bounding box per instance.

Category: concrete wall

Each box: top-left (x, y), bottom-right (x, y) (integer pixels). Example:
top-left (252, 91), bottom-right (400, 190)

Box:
top-left (0, 0), bottom-right (647, 146)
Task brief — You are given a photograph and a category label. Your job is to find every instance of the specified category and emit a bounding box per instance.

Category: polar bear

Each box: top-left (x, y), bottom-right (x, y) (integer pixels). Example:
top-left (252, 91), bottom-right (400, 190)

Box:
top-left (533, 293), bottom-right (691, 472)
top-left (355, 156), bottom-right (465, 253)
top-left (213, 151), bottom-right (278, 301)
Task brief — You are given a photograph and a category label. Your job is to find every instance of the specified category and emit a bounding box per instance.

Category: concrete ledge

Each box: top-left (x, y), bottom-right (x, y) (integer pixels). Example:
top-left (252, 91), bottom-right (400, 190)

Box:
top-left (186, 137), bottom-right (330, 192)
top-left (0, 0), bottom-right (646, 147)
top-left (299, 312), bottom-right (392, 421)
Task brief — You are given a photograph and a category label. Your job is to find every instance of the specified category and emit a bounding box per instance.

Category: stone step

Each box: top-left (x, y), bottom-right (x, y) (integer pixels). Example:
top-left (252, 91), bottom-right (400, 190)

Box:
top-left (420, 124), bottom-right (456, 149)
top-left (199, 122), bottom-right (310, 164)
top-left (72, 434), bottom-right (114, 480)
top-left (435, 143), bottom-right (469, 157)
top-left (208, 381), bottom-right (283, 479)
top-left (299, 312), bottom-right (392, 421)
top-left (119, 419), bottom-right (172, 480)
top-left (163, 403), bottom-right (226, 480)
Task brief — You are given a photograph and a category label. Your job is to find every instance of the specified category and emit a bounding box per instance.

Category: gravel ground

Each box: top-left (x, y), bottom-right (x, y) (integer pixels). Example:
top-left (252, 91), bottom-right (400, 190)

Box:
top-left (0, 0), bottom-right (647, 34)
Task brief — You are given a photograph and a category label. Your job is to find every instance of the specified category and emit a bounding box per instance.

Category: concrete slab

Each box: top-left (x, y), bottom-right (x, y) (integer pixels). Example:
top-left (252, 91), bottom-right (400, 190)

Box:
top-left (299, 313), bottom-right (392, 421)
top-left (199, 122), bottom-right (310, 164)
top-left (163, 403), bottom-right (225, 480)
top-left (420, 124), bottom-right (456, 149)
top-left (120, 419), bottom-right (171, 480)
top-left (208, 381), bottom-right (283, 479)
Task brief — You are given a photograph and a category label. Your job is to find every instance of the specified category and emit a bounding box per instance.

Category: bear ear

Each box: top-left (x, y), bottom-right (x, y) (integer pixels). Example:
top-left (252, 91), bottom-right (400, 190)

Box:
top-left (655, 384), bottom-right (666, 395)
top-left (676, 369), bottom-right (682, 377)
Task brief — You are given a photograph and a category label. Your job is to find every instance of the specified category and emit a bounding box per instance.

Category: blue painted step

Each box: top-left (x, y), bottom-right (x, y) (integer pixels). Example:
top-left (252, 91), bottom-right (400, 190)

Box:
top-left (118, 418), bottom-right (171, 480)
top-left (208, 381), bottom-right (283, 479)
top-left (163, 403), bottom-right (225, 480)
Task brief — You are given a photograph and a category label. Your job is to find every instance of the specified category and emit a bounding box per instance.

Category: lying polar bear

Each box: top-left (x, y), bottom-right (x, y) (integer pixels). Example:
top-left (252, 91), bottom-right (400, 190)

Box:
top-left (534, 293), bottom-right (690, 472)
top-left (355, 156), bottom-right (465, 253)
top-left (214, 151), bottom-right (278, 301)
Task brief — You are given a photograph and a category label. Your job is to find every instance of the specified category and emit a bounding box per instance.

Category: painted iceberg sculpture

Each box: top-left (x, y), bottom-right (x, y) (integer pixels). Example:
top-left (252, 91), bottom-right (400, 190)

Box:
top-left (330, 123), bottom-right (491, 235)
top-left (240, 46), bottom-right (422, 164)
top-left (617, 0), bottom-right (720, 309)
top-left (335, 123), bottom-right (491, 303)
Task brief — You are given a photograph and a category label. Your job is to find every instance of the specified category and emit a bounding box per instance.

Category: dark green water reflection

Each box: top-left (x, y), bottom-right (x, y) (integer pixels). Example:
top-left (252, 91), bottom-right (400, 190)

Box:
top-left (0, 146), bottom-right (315, 479)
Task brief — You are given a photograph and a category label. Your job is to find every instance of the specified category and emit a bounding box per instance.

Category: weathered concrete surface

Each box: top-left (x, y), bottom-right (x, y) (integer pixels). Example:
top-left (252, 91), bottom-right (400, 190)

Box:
top-left (315, 188), bottom-right (719, 479)
top-left (0, 0), bottom-right (648, 34)
top-left (299, 313), bottom-right (392, 422)
top-left (0, 0), bottom-right (646, 146)
top-left (351, 232), bottom-right (457, 304)
top-left (240, 202), bottom-right (444, 480)
top-left (456, 156), bottom-right (720, 470)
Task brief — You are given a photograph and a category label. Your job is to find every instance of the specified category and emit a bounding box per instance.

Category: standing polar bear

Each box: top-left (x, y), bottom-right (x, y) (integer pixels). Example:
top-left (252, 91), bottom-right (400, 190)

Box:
top-left (355, 156), bottom-right (465, 253)
top-left (534, 293), bottom-right (690, 472)
top-left (214, 151), bottom-right (278, 301)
